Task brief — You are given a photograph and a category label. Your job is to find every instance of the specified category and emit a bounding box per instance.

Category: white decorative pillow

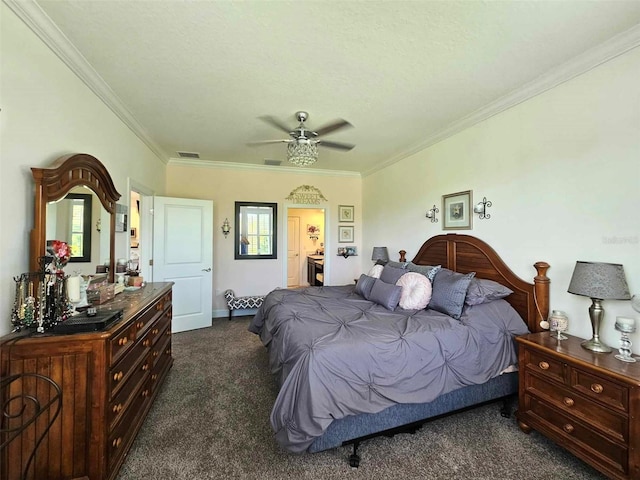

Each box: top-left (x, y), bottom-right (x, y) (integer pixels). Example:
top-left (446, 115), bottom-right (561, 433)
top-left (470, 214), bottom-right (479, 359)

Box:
top-left (396, 272), bottom-right (432, 310)
top-left (367, 264), bottom-right (384, 279)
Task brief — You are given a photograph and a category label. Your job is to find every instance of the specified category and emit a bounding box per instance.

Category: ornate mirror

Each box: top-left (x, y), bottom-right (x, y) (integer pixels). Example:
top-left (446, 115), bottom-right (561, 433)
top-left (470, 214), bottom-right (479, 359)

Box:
top-left (30, 153), bottom-right (121, 282)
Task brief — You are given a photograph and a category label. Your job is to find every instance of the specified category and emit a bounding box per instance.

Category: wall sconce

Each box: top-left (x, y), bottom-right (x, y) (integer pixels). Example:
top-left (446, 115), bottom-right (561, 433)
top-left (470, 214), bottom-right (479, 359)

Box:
top-left (473, 197), bottom-right (492, 219)
top-left (425, 205), bottom-right (439, 223)
top-left (221, 218), bottom-right (231, 238)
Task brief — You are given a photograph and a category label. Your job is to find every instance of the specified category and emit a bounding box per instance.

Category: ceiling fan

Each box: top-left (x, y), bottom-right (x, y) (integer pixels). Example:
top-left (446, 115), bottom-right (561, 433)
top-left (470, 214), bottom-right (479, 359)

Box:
top-left (249, 111), bottom-right (355, 167)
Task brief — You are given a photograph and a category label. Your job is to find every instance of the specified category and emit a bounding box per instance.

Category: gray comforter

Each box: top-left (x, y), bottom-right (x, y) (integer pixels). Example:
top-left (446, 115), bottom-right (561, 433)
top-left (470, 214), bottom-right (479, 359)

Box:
top-left (249, 285), bottom-right (529, 453)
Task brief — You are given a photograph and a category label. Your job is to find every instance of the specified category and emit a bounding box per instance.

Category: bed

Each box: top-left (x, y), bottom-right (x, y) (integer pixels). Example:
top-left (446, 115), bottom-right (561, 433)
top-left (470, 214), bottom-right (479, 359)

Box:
top-left (249, 234), bottom-right (550, 465)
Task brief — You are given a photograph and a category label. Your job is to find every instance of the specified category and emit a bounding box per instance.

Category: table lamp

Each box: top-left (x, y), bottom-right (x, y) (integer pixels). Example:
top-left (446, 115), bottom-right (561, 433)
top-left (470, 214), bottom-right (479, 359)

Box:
top-left (567, 261), bottom-right (630, 353)
top-left (371, 247), bottom-right (389, 265)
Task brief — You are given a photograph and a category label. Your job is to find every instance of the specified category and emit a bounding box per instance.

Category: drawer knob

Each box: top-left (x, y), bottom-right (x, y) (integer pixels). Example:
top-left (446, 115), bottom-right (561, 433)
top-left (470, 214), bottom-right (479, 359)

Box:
top-left (151, 373), bottom-right (158, 381)
top-left (143, 339), bottom-right (151, 347)
top-left (563, 397), bottom-right (574, 407)
top-left (165, 348), bottom-right (171, 355)
top-left (112, 403), bottom-right (123, 413)
top-left (112, 437), bottom-right (122, 448)
top-left (538, 361), bottom-right (549, 370)
top-left (142, 389), bottom-right (150, 397)
top-left (113, 371), bottom-right (123, 382)
top-left (166, 330), bottom-right (171, 336)
top-left (152, 328), bottom-right (159, 335)
top-left (137, 321), bottom-right (144, 329)
top-left (142, 363), bottom-right (150, 371)
top-left (562, 424), bottom-right (574, 434)
top-left (591, 383), bottom-right (603, 394)
top-left (153, 350), bottom-right (159, 358)
top-left (118, 337), bottom-right (128, 346)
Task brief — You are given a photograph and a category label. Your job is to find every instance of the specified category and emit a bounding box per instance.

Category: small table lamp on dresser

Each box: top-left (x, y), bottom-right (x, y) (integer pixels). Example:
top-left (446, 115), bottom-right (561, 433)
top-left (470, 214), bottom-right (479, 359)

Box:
top-left (567, 261), bottom-right (631, 353)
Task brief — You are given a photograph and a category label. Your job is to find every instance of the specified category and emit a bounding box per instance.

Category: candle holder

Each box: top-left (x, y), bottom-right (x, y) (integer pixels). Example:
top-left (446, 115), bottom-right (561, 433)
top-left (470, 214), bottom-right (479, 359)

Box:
top-left (614, 317), bottom-right (636, 363)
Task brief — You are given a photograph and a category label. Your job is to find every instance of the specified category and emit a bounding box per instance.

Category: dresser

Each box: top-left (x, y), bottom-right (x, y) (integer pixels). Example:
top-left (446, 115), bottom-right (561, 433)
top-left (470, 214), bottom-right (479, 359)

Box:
top-left (0, 282), bottom-right (173, 480)
top-left (516, 332), bottom-right (640, 480)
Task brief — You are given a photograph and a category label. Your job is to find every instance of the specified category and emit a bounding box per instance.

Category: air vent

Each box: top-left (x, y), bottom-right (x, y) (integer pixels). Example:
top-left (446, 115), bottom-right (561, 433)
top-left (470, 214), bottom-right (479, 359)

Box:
top-left (177, 151), bottom-right (200, 159)
top-left (264, 159), bottom-right (282, 166)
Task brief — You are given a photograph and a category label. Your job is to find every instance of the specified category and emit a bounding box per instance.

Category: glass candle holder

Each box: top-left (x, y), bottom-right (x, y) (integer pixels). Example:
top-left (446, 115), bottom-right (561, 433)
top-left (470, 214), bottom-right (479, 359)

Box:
top-left (614, 317), bottom-right (636, 363)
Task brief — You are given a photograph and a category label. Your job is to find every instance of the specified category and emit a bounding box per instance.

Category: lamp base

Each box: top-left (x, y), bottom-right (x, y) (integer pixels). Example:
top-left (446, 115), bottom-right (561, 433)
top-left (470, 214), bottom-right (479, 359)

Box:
top-left (581, 337), bottom-right (612, 353)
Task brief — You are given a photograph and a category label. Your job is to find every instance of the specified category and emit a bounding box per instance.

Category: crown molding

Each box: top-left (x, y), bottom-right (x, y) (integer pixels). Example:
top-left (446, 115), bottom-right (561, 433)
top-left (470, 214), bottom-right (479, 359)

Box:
top-left (168, 158), bottom-right (361, 178)
top-left (363, 24), bottom-right (640, 177)
top-left (4, 0), bottom-right (170, 164)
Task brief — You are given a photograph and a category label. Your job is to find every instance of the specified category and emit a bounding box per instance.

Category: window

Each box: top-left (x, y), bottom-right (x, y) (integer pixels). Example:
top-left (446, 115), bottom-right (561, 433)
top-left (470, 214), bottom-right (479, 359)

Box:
top-left (235, 202), bottom-right (277, 259)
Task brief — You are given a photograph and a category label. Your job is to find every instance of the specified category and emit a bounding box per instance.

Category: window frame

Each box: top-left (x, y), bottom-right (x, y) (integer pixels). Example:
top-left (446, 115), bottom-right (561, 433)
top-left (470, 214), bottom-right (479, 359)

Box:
top-left (234, 201), bottom-right (277, 260)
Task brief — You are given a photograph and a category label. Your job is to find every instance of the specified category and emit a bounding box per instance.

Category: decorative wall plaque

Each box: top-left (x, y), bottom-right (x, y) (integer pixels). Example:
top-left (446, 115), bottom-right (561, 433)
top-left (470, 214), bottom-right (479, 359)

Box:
top-left (285, 185), bottom-right (327, 205)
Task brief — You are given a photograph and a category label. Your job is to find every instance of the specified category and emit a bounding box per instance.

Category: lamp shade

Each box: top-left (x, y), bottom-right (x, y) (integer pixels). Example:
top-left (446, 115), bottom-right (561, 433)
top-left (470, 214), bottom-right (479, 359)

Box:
top-left (371, 247), bottom-right (389, 263)
top-left (567, 261), bottom-right (630, 300)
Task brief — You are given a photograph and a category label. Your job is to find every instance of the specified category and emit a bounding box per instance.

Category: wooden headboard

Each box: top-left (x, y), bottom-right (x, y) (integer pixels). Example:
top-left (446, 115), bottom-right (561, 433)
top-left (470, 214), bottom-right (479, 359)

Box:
top-left (403, 234), bottom-right (549, 333)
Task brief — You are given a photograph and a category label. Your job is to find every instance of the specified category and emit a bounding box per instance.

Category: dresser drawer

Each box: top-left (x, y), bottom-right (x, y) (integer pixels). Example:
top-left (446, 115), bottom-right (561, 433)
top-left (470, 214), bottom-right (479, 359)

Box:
top-left (109, 333), bottom-right (152, 398)
top-left (109, 322), bottom-right (137, 364)
top-left (570, 368), bottom-right (628, 413)
top-left (525, 395), bottom-right (628, 476)
top-left (108, 358), bottom-right (149, 429)
top-left (524, 348), bottom-right (565, 384)
top-left (525, 372), bottom-right (627, 443)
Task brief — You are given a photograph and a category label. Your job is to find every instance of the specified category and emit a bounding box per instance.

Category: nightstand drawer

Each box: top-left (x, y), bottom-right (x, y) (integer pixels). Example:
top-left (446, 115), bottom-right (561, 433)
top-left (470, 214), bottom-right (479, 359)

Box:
top-left (525, 372), bottom-right (627, 443)
top-left (570, 368), bottom-right (628, 412)
top-left (526, 396), bottom-right (628, 476)
top-left (524, 349), bottom-right (565, 384)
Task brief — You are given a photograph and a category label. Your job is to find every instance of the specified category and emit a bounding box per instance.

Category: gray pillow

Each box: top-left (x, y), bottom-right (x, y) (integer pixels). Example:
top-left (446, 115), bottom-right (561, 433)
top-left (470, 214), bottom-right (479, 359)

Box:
top-left (406, 262), bottom-right (441, 282)
top-left (429, 269), bottom-right (475, 319)
top-left (380, 265), bottom-right (407, 284)
top-left (465, 278), bottom-right (513, 306)
top-left (369, 279), bottom-right (403, 311)
top-left (386, 260), bottom-right (408, 270)
top-left (355, 274), bottom-right (376, 300)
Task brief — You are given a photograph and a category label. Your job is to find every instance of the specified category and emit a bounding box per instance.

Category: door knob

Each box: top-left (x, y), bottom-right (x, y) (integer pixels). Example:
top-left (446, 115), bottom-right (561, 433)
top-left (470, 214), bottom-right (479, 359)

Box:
top-left (202, 267), bottom-right (212, 272)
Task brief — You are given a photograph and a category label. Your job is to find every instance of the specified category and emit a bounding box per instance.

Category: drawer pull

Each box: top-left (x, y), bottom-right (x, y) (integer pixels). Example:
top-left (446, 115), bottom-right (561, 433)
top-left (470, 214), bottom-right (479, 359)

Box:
top-left (142, 363), bottom-right (150, 371)
top-left (112, 403), bottom-right (123, 414)
top-left (142, 389), bottom-right (150, 397)
top-left (538, 361), bottom-right (549, 370)
top-left (112, 437), bottom-right (122, 448)
top-left (118, 337), bottom-right (128, 346)
top-left (591, 383), bottom-right (603, 394)
top-left (152, 328), bottom-right (159, 335)
top-left (113, 371), bottom-right (123, 382)
top-left (151, 373), bottom-right (158, 381)
top-left (166, 330), bottom-right (171, 336)
top-left (562, 424), bottom-right (574, 434)
top-left (156, 302), bottom-right (163, 311)
top-left (143, 339), bottom-right (151, 347)
top-left (563, 397), bottom-right (574, 407)
top-left (165, 348), bottom-right (171, 355)
top-left (153, 350), bottom-right (159, 358)
top-left (137, 321), bottom-right (144, 329)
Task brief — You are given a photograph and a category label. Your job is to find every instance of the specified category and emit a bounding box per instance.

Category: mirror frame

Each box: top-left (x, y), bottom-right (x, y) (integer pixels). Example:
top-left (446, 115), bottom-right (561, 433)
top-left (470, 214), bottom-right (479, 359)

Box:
top-left (234, 201), bottom-right (278, 260)
top-left (30, 153), bottom-right (121, 283)
top-left (53, 192), bottom-right (93, 263)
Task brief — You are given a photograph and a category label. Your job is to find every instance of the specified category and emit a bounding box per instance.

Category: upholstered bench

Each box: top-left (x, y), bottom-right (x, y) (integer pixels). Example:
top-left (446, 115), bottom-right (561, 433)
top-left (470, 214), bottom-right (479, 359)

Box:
top-left (223, 289), bottom-right (265, 321)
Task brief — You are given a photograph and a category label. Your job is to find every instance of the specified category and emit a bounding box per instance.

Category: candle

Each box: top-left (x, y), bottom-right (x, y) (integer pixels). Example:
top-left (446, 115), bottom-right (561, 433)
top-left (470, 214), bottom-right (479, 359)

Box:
top-left (67, 276), bottom-right (81, 303)
top-left (615, 316), bottom-right (636, 333)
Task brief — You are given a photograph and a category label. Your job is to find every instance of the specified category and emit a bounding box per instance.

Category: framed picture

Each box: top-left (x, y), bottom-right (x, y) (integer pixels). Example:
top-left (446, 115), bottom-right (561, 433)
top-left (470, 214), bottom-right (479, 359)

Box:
top-left (338, 205), bottom-right (354, 222)
top-left (338, 225), bottom-right (354, 243)
top-left (442, 190), bottom-right (472, 230)
top-left (337, 246), bottom-right (357, 257)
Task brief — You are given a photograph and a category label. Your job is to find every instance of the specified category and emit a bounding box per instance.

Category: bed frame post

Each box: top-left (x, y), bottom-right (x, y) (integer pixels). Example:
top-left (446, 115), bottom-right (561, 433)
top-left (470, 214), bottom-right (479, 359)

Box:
top-left (533, 261), bottom-right (550, 331)
top-left (399, 250), bottom-right (406, 263)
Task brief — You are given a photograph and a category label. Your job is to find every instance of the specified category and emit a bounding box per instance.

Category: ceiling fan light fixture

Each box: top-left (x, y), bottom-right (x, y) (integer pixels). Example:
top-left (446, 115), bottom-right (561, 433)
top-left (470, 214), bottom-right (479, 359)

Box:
top-left (287, 141), bottom-right (318, 167)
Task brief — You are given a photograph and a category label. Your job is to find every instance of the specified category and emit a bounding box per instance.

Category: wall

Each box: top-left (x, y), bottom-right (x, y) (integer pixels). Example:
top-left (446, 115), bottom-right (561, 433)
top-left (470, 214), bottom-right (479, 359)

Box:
top-left (0, 4), bottom-right (168, 336)
top-left (166, 164), bottom-right (361, 316)
top-left (363, 46), bottom-right (640, 351)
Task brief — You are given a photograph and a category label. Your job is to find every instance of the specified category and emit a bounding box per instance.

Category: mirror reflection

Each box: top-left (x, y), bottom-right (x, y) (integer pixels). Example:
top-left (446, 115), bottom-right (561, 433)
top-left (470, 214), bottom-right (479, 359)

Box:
top-left (46, 187), bottom-right (111, 274)
top-left (235, 202), bottom-right (277, 260)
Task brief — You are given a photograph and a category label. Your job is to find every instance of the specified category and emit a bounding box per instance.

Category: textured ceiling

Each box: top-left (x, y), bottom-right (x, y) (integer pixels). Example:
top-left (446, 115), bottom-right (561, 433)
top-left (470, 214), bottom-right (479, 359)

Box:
top-left (20, 1), bottom-right (640, 174)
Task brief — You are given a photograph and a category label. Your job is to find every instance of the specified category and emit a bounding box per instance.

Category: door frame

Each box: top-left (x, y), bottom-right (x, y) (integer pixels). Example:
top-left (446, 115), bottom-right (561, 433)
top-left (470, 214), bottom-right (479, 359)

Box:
top-left (283, 205), bottom-right (328, 287)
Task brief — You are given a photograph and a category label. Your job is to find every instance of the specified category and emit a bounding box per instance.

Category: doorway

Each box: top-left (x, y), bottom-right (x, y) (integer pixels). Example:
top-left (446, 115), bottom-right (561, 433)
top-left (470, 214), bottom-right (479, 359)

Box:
top-left (127, 179), bottom-right (154, 281)
top-left (286, 208), bottom-right (326, 287)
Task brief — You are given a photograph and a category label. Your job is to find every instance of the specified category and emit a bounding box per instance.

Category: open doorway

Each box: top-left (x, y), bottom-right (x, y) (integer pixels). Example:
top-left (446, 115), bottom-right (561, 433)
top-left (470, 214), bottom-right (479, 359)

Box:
top-left (287, 208), bottom-right (326, 287)
top-left (127, 179), bottom-right (154, 282)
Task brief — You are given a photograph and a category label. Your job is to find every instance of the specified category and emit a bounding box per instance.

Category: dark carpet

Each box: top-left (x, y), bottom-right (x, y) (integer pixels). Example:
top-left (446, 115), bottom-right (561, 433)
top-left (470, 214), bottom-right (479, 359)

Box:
top-left (117, 316), bottom-right (605, 480)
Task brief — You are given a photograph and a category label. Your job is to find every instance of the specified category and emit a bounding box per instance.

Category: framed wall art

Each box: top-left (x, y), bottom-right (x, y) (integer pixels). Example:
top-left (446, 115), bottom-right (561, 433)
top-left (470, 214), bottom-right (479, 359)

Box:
top-left (338, 205), bottom-right (354, 222)
top-left (338, 225), bottom-right (354, 243)
top-left (442, 190), bottom-right (472, 230)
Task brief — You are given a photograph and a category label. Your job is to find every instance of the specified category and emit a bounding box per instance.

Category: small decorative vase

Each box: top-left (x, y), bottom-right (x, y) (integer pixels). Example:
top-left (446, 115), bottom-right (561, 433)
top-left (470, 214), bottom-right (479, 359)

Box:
top-left (549, 310), bottom-right (569, 340)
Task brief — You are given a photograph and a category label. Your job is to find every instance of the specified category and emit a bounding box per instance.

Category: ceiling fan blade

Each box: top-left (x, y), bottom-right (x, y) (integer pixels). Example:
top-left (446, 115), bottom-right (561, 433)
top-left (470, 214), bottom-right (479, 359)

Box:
top-left (313, 119), bottom-right (353, 137)
top-left (247, 139), bottom-right (290, 147)
top-left (318, 140), bottom-right (355, 151)
top-left (258, 116), bottom-right (293, 134)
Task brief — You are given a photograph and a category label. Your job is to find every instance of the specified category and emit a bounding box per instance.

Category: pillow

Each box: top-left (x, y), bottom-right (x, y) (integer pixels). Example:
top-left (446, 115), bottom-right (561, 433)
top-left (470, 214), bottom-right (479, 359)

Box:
top-left (369, 279), bottom-right (403, 311)
top-left (406, 262), bottom-right (441, 282)
top-left (386, 260), bottom-right (408, 270)
top-left (465, 278), bottom-right (513, 306)
top-left (367, 264), bottom-right (384, 279)
top-left (355, 274), bottom-right (376, 300)
top-left (429, 269), bottom-right (475, 320)
top-left (380, 265), bottom-right (407, 284)
top-left (397, 272), bottom-right (432, 310)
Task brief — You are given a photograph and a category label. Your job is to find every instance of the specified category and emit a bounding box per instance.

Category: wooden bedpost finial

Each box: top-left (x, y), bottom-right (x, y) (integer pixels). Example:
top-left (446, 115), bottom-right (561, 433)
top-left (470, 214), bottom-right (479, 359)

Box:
top-left (399, 250), bottom-right (407, 263)
top-left (533, 261), bottom-right (550, 329)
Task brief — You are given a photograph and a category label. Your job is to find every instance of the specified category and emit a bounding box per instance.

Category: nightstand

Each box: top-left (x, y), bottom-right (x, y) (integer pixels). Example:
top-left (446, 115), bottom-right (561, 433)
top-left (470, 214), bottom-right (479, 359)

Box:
top-left (516, 332), bottom-right (640, 480)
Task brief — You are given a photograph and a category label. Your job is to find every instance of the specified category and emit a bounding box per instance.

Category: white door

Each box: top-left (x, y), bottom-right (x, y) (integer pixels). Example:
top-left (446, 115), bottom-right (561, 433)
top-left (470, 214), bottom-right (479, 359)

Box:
top-left (153, 196), bottom-right (213, 333)
top-left (287, 216), bottom-right (300, 286)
